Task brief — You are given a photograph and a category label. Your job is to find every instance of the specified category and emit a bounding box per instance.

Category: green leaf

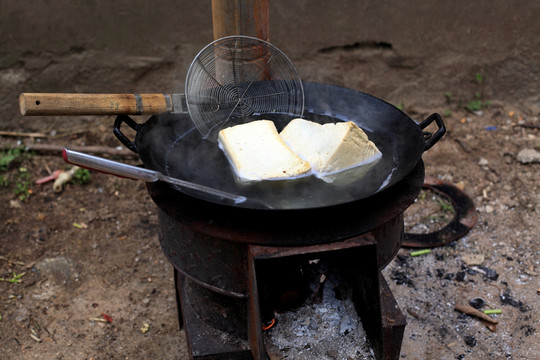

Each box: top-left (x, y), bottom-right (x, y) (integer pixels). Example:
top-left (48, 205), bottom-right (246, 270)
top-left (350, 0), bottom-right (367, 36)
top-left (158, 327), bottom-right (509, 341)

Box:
top-left (475, 72), bottom-right (484, 84)
top-left (0, 153), bottom-right (16, 172)
top-left (466, 100), bottom-right (483, 111)
top-left (444, 92), bottom-right (453, 102)
top-left (72, 168), bottom-right (91, 185)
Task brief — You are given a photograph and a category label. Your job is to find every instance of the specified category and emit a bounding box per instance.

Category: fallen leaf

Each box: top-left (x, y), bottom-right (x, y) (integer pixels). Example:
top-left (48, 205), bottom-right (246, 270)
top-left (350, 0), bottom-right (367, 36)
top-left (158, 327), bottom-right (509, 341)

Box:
top-left (29, 333), bottom-right (42, 342)
top-left (89, 317), bottom-right (109, 323)
top-left (101, 313), bottom-right (113, 323)
top-left (72, 222), bottom-right (88, 229)
top-left (140, 323), bottom-right (150, 334)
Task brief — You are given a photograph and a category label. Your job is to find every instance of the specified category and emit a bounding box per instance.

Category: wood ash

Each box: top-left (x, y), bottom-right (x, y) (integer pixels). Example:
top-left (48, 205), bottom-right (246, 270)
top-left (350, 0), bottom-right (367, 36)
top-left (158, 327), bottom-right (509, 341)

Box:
top-left (264, 259), bottom-right (375, 360)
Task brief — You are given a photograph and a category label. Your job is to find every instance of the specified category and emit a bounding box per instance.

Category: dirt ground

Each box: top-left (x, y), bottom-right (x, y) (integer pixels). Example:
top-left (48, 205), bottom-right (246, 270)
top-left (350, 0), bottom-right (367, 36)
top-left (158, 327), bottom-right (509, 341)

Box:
top-left (1, 46), bottom-right (539, 360)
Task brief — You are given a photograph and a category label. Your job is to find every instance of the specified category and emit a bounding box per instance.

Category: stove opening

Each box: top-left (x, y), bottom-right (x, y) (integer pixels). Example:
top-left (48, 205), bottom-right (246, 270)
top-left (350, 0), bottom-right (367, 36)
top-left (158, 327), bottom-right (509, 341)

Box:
top-left (255, 251), bottom-right (377, 359)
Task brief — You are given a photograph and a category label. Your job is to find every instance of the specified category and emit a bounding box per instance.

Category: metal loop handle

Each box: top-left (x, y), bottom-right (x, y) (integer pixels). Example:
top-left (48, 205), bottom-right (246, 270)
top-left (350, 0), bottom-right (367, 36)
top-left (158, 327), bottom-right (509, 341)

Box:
top-left (419, 113), bottom-right (446, 151)
top-left (403, 176), bottom-right (477, 248)
top-left (113, 115), bottom-right (141, 153)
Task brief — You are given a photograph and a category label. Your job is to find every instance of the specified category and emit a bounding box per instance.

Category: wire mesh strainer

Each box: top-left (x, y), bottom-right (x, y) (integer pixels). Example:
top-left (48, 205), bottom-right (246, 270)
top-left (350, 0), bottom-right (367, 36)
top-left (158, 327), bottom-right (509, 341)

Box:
top-left (185, 35), bottom-right (304, 137)
top-left (19, 36), bottom-right (303, 139)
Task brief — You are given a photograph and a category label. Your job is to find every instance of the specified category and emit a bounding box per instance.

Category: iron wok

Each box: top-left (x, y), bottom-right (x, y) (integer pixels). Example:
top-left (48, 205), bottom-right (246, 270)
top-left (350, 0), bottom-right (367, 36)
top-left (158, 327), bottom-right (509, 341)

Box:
top-left (113, 81), bottom-right (445, 210)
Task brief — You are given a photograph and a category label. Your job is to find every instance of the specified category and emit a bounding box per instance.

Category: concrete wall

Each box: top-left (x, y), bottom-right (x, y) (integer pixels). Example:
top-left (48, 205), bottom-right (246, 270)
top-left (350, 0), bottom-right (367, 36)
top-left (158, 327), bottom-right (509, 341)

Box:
top-left (1, 0), bottom-right (539, 129)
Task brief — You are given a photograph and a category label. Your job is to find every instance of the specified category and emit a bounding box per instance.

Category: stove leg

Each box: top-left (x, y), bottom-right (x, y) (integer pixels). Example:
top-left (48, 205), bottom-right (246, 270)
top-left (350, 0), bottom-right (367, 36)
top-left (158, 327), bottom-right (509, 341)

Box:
top-left (175, 271), bottom-right (253, 359)
top-left (247, 249), bottom-right (267, 360)
top-left (352, 253), bottom-right (406, 360)
top-left (174, 268), bottom-right (184, 330)
top-left (379, 274), bottom-right (406, 360)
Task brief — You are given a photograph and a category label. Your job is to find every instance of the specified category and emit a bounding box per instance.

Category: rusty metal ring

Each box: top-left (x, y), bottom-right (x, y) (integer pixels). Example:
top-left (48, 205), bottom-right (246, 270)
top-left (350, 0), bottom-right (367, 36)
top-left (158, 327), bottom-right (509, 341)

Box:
top-left (402, 176), bottom-right (477, 248)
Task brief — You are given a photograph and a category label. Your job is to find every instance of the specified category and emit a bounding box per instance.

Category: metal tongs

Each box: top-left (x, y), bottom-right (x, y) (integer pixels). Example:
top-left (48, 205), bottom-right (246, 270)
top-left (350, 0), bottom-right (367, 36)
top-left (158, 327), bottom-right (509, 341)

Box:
top-left (62, 148), bottom-right (247, 204)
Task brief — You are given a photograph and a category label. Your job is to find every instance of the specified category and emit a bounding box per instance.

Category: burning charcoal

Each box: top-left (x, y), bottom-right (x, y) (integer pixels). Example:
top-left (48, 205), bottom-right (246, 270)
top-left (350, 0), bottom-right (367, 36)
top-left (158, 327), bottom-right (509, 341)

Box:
top-left (520, 325), bottom-right (536, 336)
top-left (471, 266), bottom-right (499, 280)
top-left (500, 290), bottom-right (529, 312)
top-left (438, 325), bottom-right (449, 338)
top-left (444, 272), bottom-right (455, 280)
top-left (480, 266), bottom-right (499, 280)
top-left (455, 271), bottom-right (467, 282)
top-left (464, 335), bottom-right (477, 347)
top-left (396, 254), bottom-right (408, 265)
top-left (469, 297), bottom-right (485, 309)
top-left (391, 270), bottom-right (415, 287)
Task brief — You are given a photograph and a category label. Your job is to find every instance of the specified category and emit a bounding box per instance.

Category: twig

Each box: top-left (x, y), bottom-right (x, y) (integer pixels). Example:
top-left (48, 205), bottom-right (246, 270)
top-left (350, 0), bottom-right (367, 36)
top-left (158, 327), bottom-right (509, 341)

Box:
top-left (23, 143), bottom-right (138, 158)
top-left (29, 333), bottom-right (42, 342)
top-left (482, 320), bottom-right (498, 332)
top-left (49, 127), bottom-right (97, 138)
top-left (454, 304), bottom-right (498, 324)
top-left (410, 249), bottom-right (431, 257)
top-left (407, 308), bottom-right (420, 319)
top-left (513, 123), bottom-right (540, 130)
top-left (483, 309), bottom-right (502, 315)
top-left (454, 138), bottom-right (472, 153)
top-left (486, 283), bottom-right (503, 297)
top-left (88, 317), bottom-right (109, 323)
top-left (0, 130), bottom-right (47, 138)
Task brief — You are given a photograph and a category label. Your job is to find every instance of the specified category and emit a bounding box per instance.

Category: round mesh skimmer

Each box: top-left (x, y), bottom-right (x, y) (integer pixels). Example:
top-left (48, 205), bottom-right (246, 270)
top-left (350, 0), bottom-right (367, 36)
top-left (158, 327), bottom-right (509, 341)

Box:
top-left (185, 35), bottom-right (304, 137)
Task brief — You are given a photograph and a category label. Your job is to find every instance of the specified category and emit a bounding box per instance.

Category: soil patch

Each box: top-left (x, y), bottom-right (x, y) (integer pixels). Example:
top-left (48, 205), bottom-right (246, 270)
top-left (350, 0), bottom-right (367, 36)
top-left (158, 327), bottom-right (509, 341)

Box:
top-left (1, 50), bottom-right (539, 359)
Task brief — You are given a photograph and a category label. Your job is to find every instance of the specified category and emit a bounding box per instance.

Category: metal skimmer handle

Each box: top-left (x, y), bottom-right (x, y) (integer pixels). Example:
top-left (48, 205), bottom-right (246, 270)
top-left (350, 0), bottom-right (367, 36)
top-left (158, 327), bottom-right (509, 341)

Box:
top-left (62, 148), bottom-right (246, 204)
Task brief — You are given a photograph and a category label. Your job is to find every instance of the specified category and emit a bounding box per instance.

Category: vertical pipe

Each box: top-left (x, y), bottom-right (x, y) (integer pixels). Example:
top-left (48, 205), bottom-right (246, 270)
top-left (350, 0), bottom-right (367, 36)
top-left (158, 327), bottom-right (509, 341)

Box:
top-left (211, 0), bottom-right (269, 41)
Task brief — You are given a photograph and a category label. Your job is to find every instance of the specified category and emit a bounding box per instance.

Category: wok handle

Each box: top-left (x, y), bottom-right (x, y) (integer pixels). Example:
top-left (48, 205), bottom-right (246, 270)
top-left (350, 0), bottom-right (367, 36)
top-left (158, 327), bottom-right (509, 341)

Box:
top-left (19, 93), bottom-right (173, 116)
top-left (419, 113), bottom-right (446, 151)
top-left (113, 115), bottom-right (140, 153)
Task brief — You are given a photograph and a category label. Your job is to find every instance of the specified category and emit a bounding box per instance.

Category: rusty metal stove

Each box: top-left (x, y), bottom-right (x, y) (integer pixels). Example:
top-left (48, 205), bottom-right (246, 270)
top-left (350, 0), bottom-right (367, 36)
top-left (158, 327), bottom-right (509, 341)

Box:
top-left (146, 159), bottom-right (429, 360)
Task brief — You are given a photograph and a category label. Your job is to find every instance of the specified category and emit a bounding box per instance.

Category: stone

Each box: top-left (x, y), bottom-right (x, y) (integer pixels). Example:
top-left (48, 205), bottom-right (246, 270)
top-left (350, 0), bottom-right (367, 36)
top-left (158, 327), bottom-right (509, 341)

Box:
top-left (469, 297), bottom-right (486, 309)
top-left (464, 335), bottom-right (477, 347)
top-left (461, 253), bottom-right (485, 266)
top-left (0, 68), bottom-right (29, 85)
top-left (517, 149), bottom-right (540, 164)
top-left (35, 257), bottom-right (80, 289)
top-left (14, 307), bottom-right (29, 322)
top-left (478, 158), bottom-right (489, 166)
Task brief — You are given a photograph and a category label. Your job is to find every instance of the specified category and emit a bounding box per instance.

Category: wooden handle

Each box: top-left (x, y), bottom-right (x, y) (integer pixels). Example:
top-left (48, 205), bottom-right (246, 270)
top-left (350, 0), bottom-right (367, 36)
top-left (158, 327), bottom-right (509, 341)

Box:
top-left (19, 93), bottom-right (173, 116)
